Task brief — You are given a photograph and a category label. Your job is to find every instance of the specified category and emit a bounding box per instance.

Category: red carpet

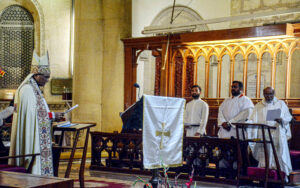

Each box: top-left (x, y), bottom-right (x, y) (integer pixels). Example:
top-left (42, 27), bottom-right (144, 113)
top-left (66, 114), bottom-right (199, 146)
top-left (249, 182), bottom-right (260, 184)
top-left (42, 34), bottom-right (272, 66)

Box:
top-left (74, 179), bottom-right (130, 188)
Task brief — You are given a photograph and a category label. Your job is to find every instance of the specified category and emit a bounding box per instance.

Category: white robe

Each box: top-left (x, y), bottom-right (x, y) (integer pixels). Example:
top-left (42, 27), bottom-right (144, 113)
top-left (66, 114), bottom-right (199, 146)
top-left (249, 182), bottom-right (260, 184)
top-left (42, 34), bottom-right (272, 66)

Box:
top-left (249, 97), bottom-right (292, 176)
top-left (184, 98), bottom-right (209, 137)
top-left (218, 94), bottom-right (254, 138)
top-left (9, 74), bottom-right (54, 176)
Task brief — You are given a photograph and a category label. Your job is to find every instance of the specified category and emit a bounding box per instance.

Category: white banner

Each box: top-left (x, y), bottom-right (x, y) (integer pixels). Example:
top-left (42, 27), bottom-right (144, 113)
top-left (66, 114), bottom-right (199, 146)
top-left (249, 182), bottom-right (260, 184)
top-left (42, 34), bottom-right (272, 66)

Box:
top-left (143, 95), bottom-right (185, 169)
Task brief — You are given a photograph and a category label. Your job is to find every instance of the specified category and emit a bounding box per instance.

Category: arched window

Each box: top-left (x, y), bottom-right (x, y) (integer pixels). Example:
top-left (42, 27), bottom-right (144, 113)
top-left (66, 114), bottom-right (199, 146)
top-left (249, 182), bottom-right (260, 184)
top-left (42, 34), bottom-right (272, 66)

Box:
top-left (0, 5), bottom-right (34, 89)
top-left (151, 6), bottom-right (208, 32)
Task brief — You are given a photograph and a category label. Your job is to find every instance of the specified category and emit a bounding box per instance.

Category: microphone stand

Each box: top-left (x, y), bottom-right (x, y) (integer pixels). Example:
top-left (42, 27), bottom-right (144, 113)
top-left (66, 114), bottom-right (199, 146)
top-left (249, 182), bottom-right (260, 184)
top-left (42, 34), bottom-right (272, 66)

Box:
top-left (137, 86), bottom-right (140, 101)
top-left (134, 83), bottom-right (141, 101)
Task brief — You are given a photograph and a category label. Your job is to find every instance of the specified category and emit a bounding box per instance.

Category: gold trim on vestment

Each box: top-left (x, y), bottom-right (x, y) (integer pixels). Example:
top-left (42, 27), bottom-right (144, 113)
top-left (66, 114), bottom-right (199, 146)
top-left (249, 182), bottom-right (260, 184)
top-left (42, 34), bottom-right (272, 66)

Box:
top-left (144, 163), bottom-right (183, 169)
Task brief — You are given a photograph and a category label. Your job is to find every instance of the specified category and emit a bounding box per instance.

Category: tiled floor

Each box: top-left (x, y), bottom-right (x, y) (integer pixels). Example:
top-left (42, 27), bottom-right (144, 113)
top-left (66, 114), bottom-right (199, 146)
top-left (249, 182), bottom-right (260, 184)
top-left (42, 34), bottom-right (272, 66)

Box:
top-left (58, 160), bottom-right (300, 187)
top-left (58, 160), bottom-right (236, 188)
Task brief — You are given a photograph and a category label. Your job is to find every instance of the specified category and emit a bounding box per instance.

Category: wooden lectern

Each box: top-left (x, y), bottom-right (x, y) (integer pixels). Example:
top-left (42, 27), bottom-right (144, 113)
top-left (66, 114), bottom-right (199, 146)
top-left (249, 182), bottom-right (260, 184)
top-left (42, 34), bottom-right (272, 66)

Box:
top-left (120, 97), bottom-right (143, 133)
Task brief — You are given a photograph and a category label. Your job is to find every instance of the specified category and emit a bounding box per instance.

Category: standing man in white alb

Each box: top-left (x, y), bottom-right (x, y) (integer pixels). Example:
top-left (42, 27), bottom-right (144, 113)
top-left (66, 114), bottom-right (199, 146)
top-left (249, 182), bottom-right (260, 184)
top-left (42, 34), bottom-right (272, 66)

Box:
top-left (249, 87), bottom-right (292, 179)
top-left (218, 81), bottom-right (254, 138)
top-left (184, 85), bottom-right (209, 137)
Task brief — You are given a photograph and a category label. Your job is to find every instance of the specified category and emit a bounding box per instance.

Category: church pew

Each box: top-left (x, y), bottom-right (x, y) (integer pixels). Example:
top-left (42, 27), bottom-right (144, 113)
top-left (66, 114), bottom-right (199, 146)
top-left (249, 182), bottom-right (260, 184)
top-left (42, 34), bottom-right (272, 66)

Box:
top-left (289, 108), bottom-right (300, 185)
top-left (0, 153), bottom-right (40, 173)
top-left (290, 108), bottom-right (300, 150)
top-left (0, 171), bottom-right (73, 188)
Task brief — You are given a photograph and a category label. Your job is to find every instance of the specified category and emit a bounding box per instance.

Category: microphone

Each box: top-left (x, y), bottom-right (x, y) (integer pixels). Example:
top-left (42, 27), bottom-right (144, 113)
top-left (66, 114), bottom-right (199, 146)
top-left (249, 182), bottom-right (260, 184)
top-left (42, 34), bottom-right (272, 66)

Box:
top-left (133, 83), bottom-right (140, 100)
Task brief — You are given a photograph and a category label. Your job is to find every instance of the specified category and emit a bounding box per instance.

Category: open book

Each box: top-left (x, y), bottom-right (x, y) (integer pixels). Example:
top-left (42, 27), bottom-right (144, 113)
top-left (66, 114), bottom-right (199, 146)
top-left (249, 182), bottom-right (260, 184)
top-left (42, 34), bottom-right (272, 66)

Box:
top-left (266, 109), bottom-right (281, 121)
top-left (53, 121), bottom-right (77, 128)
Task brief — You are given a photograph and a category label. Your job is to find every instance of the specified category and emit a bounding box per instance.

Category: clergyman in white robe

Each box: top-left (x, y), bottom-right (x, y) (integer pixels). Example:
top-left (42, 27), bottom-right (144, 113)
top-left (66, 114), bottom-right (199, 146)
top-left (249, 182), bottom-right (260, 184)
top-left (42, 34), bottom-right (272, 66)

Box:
top-left (9, 51), bottom-right (61, 176)
top-left (184, 98), bottom-right (209, 137)
top-left (218, 93), bottom-right (254, 138)
top-left (249, 96), bottom-right (292, 177)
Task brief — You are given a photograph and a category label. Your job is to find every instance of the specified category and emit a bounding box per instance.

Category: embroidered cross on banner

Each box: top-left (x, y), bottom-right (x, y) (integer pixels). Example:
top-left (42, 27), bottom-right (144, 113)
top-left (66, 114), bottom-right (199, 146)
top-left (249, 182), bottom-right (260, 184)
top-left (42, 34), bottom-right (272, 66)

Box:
top-left (155, 122), bottom-right (170, 149)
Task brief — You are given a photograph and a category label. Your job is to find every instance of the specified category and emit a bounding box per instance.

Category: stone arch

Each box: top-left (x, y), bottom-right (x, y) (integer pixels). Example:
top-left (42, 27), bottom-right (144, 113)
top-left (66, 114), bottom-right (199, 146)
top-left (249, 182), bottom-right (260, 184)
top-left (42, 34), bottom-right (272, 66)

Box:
top-left (0, 5), bottom-right (34, 89)
top-left (30, 0), bottom-right (45, 55)
top-left (151, 5), bottom-right (208, 32)
top-left (0, 0), bottom-right (45, 55)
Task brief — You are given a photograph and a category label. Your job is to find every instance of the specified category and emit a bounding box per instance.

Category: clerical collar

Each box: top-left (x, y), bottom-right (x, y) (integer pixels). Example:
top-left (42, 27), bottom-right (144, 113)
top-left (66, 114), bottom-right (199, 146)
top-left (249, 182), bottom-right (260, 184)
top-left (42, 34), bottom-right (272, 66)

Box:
top-left (232, 93), bottom-right (244, 99)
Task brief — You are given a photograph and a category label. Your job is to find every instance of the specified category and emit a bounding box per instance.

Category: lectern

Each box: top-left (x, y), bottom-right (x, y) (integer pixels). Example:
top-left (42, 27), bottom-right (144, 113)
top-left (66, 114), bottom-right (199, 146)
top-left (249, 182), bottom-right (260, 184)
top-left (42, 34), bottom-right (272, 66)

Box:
top-left (120, 97), bottom-right (143, 133)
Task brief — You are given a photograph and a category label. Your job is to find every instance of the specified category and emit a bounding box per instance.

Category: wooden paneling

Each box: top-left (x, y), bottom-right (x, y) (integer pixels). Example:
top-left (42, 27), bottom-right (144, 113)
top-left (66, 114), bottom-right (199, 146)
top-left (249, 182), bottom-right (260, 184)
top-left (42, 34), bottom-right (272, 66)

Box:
top-left (290, 108), bottom-right (300, 150)
top-left (124, 47), bottom-right (136, 109)
top-left (122, 24), bottom-right (294, 46)
top-left (122, 24), bottom-right (300, 109)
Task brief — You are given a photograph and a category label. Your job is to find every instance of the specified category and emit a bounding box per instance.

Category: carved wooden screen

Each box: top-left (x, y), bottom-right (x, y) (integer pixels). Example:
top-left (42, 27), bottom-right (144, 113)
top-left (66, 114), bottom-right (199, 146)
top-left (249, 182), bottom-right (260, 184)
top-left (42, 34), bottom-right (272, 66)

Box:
top-left (167, 38), bottom-right (300, 99)
top-left (123, 24), bottom-right (300, 108)
top-left (174, 56), bottom-right (183, 97)
top-left (147, 37), bottom-right (300, 100)
top-left (154, 55), bottom-right (161, 96)
top-left (0, 5), bottom-right (34, 89)
top-left (185, 57), bottom-right (194, 97)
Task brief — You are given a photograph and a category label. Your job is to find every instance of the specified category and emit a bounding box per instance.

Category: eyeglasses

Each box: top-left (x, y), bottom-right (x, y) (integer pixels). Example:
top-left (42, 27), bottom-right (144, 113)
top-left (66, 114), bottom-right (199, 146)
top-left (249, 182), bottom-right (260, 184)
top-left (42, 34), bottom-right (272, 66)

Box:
top-left (263, 93), bottom-right (274, 97)
top-left (36, 73), bottom-right (50, 78)
top-left (231, 86), bottom-right (239, 89)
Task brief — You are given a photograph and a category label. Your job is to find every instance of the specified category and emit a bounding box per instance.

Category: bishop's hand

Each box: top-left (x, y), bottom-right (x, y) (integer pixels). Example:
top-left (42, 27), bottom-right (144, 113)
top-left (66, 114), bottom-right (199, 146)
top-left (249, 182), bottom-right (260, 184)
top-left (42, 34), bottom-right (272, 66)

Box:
top-left (54, 112), bottom-right (65, 122)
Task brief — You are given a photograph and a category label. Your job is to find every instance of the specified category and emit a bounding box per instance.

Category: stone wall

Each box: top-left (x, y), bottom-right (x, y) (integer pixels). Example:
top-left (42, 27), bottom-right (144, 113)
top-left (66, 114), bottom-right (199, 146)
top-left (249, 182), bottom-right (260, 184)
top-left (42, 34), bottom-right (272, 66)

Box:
top-left (72, 0), bottom-right (131, 132)
top-left (0, 0), bottom-right (132, 133)
top-left (0, 0), bottom-right (72, 103)
top-left (72, 0), bottom-right (103, 131)
top-left (231, 0), bottom-right (300, 28)
top-left (132, 0), bottom-right (231, 37)
top-left (100, 0), bottom-right (131, 132)
top-left (231, 0), bottom-right (300, 98)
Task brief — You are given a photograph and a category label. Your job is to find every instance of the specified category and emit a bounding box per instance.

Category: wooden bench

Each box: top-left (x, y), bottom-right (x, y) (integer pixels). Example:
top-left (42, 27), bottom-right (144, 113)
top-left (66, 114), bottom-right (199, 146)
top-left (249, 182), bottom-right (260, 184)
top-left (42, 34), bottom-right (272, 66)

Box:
top-left (290, 108), bottom-right (300, 150)
top-left (0, 171), bottom-right (73, 188)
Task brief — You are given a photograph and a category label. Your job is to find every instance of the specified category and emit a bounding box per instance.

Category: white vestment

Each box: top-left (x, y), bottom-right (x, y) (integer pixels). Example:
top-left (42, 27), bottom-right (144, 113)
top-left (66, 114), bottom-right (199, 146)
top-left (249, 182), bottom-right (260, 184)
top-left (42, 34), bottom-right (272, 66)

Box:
top-left (218, 94), bottom-right (254, 138)
top-left (184, 98), bottom-right (209, 137)
top-left (9, 74), bottom-right (54, 176)
top-left (249, 97), bottom-right (292, 176)
top-left (143, 95), bottom-right (185, 169)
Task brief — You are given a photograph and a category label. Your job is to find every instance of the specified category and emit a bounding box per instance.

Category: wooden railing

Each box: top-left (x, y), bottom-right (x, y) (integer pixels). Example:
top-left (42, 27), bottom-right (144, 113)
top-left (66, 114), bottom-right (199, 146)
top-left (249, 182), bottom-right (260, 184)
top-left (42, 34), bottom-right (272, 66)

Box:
top-left (90, 132), bottom-right (249, 184)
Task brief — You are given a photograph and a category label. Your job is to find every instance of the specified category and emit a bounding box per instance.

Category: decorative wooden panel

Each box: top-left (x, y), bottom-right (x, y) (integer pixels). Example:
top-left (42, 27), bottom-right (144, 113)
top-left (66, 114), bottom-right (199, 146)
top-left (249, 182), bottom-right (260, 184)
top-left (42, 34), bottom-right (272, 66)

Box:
top-left (174, 56), bottom-right (183, 97)
top-left (185, 57), bottom-right (194, 97)
top-left (154, 56), bottom-right (161, 96)
top-left (123, 24), bottom-right (300, 109)
top-left (90, 131), bottom-right (245, 184)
